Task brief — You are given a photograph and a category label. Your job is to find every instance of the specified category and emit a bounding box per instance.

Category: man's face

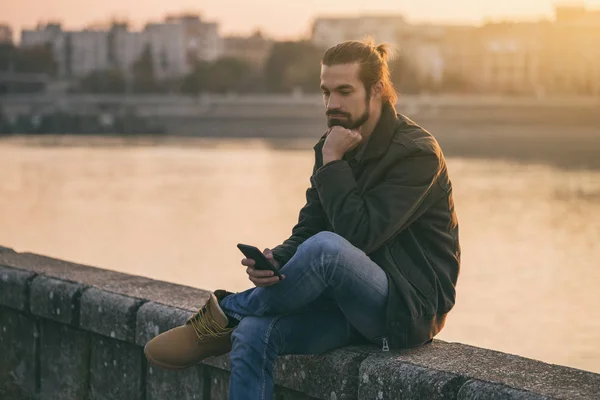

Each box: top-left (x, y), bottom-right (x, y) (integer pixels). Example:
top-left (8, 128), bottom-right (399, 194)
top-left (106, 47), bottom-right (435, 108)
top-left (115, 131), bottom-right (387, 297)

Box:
top-left (320, 63), bottom-right (370, 130)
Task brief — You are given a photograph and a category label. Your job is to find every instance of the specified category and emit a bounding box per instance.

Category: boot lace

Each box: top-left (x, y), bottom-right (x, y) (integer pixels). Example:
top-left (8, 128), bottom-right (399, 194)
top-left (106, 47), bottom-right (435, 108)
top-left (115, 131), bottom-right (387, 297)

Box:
top-left (188, 304), bottom-right (232, 341)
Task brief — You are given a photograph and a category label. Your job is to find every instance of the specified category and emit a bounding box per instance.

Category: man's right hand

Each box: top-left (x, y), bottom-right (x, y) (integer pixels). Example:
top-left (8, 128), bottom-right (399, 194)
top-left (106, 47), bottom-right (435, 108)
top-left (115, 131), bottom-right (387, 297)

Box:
top-left (322, 126), bottom-right (362, 164)
top-left (241, 248), bottom-right (285, 287)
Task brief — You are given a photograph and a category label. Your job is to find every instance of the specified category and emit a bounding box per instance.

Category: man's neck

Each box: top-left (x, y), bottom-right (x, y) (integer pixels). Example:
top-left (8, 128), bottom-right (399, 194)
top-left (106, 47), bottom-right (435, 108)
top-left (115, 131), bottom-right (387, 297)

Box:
top-left (358, 104), bottom-right (383, 143)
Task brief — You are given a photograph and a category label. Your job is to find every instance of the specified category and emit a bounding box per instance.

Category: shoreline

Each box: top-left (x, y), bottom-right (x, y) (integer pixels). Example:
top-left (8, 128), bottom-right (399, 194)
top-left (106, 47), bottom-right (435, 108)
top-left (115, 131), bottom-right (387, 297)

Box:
top-left (3, 128), bottom-right (600, 172)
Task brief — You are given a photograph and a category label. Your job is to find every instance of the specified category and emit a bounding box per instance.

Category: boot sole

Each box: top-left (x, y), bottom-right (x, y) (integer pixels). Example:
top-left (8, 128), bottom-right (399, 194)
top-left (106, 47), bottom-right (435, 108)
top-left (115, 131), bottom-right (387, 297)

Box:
top-left (144, 346), bottom-right (232, 371)
top-left (144, 347), bottom-right (199, 370)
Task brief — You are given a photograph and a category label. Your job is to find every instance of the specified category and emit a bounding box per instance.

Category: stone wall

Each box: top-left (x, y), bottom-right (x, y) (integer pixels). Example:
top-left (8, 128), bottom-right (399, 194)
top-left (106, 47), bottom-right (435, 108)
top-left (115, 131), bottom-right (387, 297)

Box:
top-left (1, 245), bottom-right (599, 399)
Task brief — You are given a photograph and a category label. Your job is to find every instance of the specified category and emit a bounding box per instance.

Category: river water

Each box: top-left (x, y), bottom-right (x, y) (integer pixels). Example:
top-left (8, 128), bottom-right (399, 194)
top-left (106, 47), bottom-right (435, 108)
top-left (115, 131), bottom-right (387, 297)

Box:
top-left (1, 134), bottom-right (599, 373)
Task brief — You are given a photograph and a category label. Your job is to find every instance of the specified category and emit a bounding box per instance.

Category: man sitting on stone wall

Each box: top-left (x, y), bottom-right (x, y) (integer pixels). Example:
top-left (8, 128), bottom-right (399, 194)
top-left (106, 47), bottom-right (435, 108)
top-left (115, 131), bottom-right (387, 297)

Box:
top-left (144, 39), bottom-right (461, 400)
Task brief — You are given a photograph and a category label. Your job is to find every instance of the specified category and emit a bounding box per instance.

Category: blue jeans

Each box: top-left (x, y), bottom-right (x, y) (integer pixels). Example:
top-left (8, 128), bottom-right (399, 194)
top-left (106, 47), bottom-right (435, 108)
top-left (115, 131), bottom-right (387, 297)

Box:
top-left (219, 231), bottom-right (389, 400)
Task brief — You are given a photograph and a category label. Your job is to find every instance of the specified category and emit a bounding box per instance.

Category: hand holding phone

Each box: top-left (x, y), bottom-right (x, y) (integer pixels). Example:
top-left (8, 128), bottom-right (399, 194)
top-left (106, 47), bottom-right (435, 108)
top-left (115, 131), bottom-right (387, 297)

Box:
top-left (237, 244), bottom-right (284, 283)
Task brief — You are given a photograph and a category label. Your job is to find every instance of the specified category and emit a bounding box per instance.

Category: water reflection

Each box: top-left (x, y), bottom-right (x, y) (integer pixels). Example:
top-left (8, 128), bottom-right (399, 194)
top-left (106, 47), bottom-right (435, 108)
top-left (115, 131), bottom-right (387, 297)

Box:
top-left (1, 135), bottom-right (599, 373)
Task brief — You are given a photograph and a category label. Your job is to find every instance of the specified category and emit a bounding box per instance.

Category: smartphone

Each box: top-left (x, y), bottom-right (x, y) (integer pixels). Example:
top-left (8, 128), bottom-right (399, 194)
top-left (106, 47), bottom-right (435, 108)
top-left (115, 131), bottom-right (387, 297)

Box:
top-left (237, 243), bottom-right (283, 280)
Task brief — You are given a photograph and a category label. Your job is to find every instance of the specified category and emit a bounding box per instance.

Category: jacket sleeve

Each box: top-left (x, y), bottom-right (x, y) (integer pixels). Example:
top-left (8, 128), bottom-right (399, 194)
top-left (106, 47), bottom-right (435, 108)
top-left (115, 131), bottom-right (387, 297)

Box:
top-left (312, 148), bottom-right (441, 255)
top-left (271, 161), bottom-right (329, 267)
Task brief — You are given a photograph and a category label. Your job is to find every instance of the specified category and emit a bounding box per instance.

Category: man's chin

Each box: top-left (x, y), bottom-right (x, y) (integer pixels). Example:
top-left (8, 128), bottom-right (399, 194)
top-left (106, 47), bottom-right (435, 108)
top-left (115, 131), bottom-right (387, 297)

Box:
top-left (327, 118), bottom-right (351, 129)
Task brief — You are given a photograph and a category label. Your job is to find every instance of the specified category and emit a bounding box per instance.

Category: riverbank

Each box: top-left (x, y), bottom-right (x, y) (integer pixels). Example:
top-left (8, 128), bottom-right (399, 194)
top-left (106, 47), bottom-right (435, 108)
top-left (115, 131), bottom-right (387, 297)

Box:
top-left (2, 94), bottom-right (600, 169)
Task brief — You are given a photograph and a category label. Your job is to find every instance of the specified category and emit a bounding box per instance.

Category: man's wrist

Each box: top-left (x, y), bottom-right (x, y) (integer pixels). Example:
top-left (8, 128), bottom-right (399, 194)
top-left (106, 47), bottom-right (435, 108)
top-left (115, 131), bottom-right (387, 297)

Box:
top-left (322, 150), bottom-right (342, 165)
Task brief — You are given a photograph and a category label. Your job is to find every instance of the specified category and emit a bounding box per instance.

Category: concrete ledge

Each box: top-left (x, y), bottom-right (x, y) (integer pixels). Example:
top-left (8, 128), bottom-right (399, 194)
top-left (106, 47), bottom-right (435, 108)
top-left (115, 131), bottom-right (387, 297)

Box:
top-left (89, 334), bottom-right (144, 400)
top-left (0, 264), bottom-right (36, 311)
top-left (359, 341), bottom-right (600, 400)
top-left (39, 319), bottom-right (90, 399)
top-left (135, 301), bottom-right (194, 346)
top-left (146, 363), bottom-right (205, 400)
top-left (206, 367), bottom-right (231, 400)
top-left (0, 307), bottom-right (38, 399)
top-left (2, 247), bottom-right (600, 400)
top-left (0, 245), bottom-right (15, 253)
top-left (275, 348), bottom-right (372, 400)
top-left (203, 346), bottom-right (374, 400)
top-left (80, 287), bottom-right (145, 342)
top-left (457, 380), bottom-right (551, 400)
top-left (274, 386), bottom-right (316, 400)
top-left (30, 275), bottom-right (86, 326)
top-left (0, 250), bottom-right (212, 310)
top-left (359, 352), bottom-right (466, 400)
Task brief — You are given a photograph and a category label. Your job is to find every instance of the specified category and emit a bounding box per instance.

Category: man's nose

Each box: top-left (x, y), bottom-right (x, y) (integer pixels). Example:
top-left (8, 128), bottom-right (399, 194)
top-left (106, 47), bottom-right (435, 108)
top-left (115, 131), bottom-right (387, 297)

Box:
top-left (326, 94), bottom-right (341, 110)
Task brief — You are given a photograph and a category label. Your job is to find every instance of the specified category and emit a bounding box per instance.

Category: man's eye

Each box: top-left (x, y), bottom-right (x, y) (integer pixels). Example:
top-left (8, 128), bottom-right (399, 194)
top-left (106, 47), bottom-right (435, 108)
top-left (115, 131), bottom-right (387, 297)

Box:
top-left (340, 92), bottom-right (351, 96)
top-left (323, 92), bottom-right (330, 96)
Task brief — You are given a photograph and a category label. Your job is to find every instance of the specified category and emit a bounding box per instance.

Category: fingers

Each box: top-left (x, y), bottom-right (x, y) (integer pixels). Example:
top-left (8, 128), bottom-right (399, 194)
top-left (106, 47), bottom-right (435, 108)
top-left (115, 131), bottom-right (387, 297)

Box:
top-left (348, 129), bottom-right (362, 142)
top-left (263, 248), bottom-right (277, 264)
top-left (242, 252), bottom-right (285, 287)
top-left (246, 266), bottom-right (285, 287)
top-left (249, 275), bottom-right (280, 287)
top-left (241, 258), bottom-right (255, 267)
top-left (246, 266), bottom-right (274, 278)
top-left (325, 127), bottom-right (362, 151)
top-left (338, 127), bottom-right (362, 143)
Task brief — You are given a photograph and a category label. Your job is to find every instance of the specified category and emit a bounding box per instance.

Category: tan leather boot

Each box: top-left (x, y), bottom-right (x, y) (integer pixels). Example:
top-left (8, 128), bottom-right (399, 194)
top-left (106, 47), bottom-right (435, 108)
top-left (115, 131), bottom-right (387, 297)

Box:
top-left (144, 291), bottom-right (234, 370)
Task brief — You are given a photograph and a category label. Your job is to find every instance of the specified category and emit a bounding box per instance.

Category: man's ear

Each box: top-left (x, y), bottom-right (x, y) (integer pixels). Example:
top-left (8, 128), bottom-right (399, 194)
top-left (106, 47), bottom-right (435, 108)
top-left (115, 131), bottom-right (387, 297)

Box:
top-left (371, 81), bottom-right (384, 99)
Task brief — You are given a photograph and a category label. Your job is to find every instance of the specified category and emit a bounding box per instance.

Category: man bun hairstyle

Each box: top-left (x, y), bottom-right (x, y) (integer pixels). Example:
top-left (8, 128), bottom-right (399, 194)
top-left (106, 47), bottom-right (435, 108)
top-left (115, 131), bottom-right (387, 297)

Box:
top-left (321, 37), bottom-right (398, 108)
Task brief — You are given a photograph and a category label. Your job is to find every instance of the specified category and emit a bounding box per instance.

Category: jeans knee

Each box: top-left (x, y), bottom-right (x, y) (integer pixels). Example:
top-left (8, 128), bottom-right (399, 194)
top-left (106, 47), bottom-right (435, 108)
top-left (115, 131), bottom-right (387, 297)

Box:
top-left (300, 231), bottom-right (348, 257)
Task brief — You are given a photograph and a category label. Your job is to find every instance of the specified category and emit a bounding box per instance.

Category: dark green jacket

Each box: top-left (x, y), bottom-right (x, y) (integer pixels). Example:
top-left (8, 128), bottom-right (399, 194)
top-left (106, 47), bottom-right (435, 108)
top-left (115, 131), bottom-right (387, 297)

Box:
top-left (272, 103), bottom-right (460, 349)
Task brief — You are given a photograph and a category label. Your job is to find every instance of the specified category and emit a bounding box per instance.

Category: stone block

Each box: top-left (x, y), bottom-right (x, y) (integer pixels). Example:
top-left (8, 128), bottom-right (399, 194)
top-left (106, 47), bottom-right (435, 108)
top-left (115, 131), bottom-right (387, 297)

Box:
top-left (201, 364), bottom-right (318, 400)
top-left (0, 249), bottom-right (209, 311)
top-left (89, 335), bottom-right (144, 400)
top-left (203, 353), bottom-right (230, 370)
top-left (135, 302), bottom-right (190, 346)
top-left (274, 386), bottom-right (318, 400)
top-left (358, 353), bottom-right (465, 400)
top-left (39, 319), bottom-right (89, 399)
top-left (458, 380), bottom-right (552, 400)
top-left (30, 275), bottom-right (85, 325)
top-left (0, 245), bottom-right (15, 253)
top-left (0, 307), bottom-right (38, 400)
top-left (204, 346), bottom-right (373, 400)
top-left (0, 265), bottom-right (36, 311)
top-left (146, 363), bottom-right (205, 400)
top-left (207, 366), bottom-right (230, 400)
top-left (384, 340), bottom-right (600, 400)
top-left (80, 287), bottom-right (145, 342)
top-left (275, 348), bottom-right (371, 400)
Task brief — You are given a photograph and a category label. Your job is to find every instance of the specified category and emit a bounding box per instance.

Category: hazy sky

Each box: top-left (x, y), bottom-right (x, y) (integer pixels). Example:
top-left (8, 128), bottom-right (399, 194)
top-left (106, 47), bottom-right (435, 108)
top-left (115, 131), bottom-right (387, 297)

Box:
top-left (2, 0), bottom-right (599, 39)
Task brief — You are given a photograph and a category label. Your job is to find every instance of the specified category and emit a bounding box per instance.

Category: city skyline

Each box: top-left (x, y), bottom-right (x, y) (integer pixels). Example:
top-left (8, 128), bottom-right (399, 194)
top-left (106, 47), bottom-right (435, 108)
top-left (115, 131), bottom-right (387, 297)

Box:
top-left (2, 0), bottom-right (600, 40)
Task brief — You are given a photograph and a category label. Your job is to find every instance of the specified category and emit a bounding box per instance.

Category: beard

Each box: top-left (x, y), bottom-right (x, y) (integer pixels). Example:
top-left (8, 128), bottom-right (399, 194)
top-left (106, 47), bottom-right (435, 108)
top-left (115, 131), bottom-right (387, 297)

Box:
top-left (326, 94), bottom-right (371, 129)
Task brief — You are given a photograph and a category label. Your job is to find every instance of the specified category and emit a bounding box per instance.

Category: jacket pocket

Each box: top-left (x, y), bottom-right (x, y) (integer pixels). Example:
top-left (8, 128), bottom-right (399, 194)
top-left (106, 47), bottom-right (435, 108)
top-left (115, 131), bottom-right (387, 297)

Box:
top-left (388, 241), bottom-right (436, 300)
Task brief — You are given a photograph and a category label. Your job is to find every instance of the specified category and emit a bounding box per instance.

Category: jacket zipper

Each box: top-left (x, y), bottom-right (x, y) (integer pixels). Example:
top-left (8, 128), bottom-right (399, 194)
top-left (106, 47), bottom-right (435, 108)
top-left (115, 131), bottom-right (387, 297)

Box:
top-left (381, 337), bottom-right (389, 352)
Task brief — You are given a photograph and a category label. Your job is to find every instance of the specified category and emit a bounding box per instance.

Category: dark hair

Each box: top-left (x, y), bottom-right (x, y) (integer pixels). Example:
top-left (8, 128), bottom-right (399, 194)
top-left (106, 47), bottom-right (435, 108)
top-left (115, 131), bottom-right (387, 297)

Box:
top-left (321, 37), bottom-right (398, 107)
